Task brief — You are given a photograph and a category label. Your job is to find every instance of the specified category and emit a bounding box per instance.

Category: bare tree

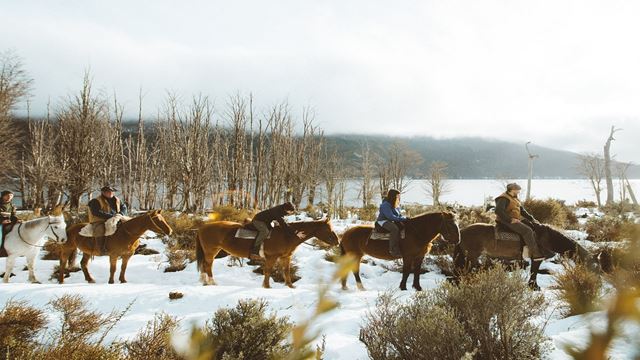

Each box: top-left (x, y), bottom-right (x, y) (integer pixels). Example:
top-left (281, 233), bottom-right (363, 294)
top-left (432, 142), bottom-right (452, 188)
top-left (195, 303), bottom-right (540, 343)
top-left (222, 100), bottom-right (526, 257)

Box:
top-left (378, 142), bottom-right (421, 196)
top-left (578, 153), bottom-right (605, 208)
top-left (358, 142), bottom-right (377, 207)
top-left (0, 50), bottom-right (32, 179)
top-left (604, 125), bottom-right (622, 205)
top-left (425, 161), bottom-right (450, 206)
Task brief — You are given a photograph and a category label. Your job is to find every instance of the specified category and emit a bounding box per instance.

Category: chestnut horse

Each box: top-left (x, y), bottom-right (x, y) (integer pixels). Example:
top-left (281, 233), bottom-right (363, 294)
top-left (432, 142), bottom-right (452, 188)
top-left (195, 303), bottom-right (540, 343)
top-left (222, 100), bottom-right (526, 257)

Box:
top-left (455, 222), bottom-right (599, 289)
top-left (58, 210), bottom-right (173, 284)
top-left (340, 212), bottom-right (460, 291)
top-left (196, 218), bottom-right (339, 288)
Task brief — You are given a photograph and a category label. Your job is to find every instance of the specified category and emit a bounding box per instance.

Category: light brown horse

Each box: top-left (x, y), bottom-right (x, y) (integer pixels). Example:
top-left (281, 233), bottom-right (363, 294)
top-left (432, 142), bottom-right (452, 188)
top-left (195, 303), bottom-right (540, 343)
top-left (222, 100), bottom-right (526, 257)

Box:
top-left (59, 210), bottom-right (173, 284)
top-left (340, 212), bottom-right (460, 291)
top-left (196, 218), bottom-right (339, 288)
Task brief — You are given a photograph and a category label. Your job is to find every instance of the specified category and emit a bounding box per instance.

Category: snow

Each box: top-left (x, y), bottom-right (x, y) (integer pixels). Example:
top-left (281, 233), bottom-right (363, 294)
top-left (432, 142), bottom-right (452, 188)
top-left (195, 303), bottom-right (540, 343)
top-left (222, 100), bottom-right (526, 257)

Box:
top-left (0, 215), bottom-right (637, 359)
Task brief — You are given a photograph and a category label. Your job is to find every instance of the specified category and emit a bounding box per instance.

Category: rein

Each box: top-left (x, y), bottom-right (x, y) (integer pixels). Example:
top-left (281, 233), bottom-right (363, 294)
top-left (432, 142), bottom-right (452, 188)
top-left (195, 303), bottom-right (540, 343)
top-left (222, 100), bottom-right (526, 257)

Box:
top-left (16, 218), bottom-right (63, 248)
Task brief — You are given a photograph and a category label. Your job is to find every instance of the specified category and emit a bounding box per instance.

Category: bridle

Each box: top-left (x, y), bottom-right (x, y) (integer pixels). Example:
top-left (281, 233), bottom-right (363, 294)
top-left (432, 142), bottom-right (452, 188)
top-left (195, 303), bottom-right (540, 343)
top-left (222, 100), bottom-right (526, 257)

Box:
top-left (17, 217), bottom-right (66, 248)
top-left (148, 213), bottom-right (170, 236)
top-left (438, 212), bottom-right (457, 242)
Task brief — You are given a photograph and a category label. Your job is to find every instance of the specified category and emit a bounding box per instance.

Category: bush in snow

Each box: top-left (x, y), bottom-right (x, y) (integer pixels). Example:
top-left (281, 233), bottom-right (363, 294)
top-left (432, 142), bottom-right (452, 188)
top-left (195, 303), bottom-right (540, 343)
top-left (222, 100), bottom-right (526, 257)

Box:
top-left (575, 199), bottom-right (598, 208)
top-left (523, 198), bottom-right (578, 229)
top-left (584, 215), bottom-right (636, 242)
top-left (361, 266), bottom-right (549, 360)
top-left (124, 313), bottom-right (180, 360)
top-left (552, 260), bottom-right (602, 316)
top-left (455, 205), bottom-right (494, 229)
top-left (0, 300), bottom-right (47, 359)
top-left (200, 299), bottom-right (292, 360)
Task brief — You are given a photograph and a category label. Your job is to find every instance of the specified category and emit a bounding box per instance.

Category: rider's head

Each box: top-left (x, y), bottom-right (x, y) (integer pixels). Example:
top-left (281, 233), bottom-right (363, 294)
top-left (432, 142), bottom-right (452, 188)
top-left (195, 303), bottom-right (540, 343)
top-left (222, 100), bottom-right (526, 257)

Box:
top-left (506, 183), bottom-right (522, 197)
top-left (1, 190), bottom-right (13, 203)
top-left (100, 185), bottom-right (117, 199)
top-left (385, 189), bottom-right (401, 208)
top-left (283, 201), bottom-right (295, 214)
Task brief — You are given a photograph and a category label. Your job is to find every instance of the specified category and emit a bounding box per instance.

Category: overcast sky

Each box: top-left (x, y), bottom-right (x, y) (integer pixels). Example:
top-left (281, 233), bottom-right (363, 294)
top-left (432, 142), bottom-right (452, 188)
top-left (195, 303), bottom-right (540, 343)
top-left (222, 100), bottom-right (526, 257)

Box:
top-left (2, 0), bottom-right (639, 163)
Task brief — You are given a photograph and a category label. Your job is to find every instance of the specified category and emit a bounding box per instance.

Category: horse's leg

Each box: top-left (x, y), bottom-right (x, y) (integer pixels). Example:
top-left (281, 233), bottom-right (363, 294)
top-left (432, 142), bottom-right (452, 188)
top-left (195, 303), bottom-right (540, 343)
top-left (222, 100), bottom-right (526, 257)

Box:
top-left (58, 250), bottom-right (68, 284)
top-left (399, 258), bottom-right (412, 291)
top-left (412, 257), bottom-right (424, 291)
top-left (262, 256), bottom-right (277, 289)
top-left (80, 253), bottom-right (95, 283)
top-left (26, 251), bottom-right (40, 284)
top-left (118, 254), bottom-right (131, 283)
top-left (108, 256), bottom-right (118, 284)
top-left (3, 255), bottom-right (16, 283)
top-left (280, 256), bottom-right (295, 289)
top-left (204, 248), bottom-right (220, 286)
top-left (353, 259), bottom-right (366, 291)
top-left (529, 259), bottom-right (542, 291)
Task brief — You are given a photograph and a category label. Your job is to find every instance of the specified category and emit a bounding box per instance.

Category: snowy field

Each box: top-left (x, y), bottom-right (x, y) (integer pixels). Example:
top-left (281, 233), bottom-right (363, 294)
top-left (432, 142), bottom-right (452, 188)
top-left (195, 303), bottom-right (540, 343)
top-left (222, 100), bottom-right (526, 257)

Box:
top-left (2, 216), bottom-right (638, 359)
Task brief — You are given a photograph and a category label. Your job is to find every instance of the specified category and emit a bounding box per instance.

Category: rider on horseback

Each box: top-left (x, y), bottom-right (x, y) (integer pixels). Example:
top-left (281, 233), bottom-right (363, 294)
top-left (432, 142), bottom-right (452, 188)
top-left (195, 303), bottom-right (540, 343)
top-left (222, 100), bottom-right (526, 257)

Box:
top-left (88, 185), bottom-right (128, 255)
top-left (249, 202), bottom-right (300, 260)
top-left (495, 183), bottom-right (544, 261)
top-left (0, 190), bottom-right (20, 247)
top-left (377, 189), bottom-right (407, 257)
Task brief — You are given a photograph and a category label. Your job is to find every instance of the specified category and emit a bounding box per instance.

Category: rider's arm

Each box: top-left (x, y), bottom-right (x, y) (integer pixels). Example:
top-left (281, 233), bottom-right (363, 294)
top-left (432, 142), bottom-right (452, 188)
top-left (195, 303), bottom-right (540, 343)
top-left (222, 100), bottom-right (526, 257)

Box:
top-left (89, 199), bottom-right (114, 219)
top-left (494, 197), bottom-right (511, 223)
top-left (520, 206), bottom-right (536, 222)
top-left (275, 217), bottom-right (296, 236)
top-left (380, 202), bottom-right (406, 222)
top-left (119, 201), bottom-right (128, 216)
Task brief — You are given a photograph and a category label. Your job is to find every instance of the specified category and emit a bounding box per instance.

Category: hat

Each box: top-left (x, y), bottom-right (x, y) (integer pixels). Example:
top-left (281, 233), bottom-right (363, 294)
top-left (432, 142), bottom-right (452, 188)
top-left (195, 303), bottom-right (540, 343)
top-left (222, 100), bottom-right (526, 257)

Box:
top-left (101, 185), bottom-right (117, 192)
top-left (1, 190), bottom-right (14, 197)
top-left (506, 183), bottom-right (522, 191)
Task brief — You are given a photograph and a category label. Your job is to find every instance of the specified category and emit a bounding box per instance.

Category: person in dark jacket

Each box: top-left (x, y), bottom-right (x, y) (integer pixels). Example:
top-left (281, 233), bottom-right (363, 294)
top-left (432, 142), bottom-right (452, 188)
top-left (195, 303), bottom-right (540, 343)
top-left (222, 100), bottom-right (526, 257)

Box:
top-left (0, 190), bottom-right (20, 243)
top-left (495, 183), bottom-right (544, 260)
top-left (376, 189), bottom-right (407, 257)
top-left (88, 185), bottom-right (128, 254)
top-left (249, 202), bottom-right (302, 259)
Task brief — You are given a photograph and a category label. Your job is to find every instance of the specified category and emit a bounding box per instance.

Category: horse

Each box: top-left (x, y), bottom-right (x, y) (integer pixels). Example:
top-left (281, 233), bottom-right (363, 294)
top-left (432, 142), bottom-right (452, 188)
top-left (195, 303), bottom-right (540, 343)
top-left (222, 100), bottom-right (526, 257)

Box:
top-left (454, 221), bottom-right (599, 289)
top-left (58, 210), bottom-right (173, 284)
top-left (339, 212), bottom-right (460, 291)
top-left (2, 205), bottom-right (68, 284)
top-left (196, 218), bottom-right (339, 288)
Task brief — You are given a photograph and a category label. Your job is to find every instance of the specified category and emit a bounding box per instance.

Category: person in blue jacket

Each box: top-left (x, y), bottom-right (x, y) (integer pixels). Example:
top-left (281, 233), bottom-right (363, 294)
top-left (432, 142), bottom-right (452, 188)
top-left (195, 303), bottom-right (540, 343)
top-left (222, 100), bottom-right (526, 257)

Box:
top-left (376, 189), bottom-right (407, 256)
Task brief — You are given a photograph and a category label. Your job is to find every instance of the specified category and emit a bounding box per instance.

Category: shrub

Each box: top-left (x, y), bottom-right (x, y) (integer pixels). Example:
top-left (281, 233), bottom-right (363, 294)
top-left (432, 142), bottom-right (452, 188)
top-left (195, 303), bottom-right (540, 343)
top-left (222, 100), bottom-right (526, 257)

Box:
top-left (124, 313), bottom-right (180, 360)
top-left (323, 246), bottom-right (342, 263)
top-left (584, 215), bottom-right (636, 242)
top-left (523, 198), bottom-right (577, 228)
top-left (360, 292), bottom-right (472, 360)
top-left (575, 199), bottom-right (598, 208)
top-left (253, 260), bottom-right (301, 284)
top-left (208, 205), bottom-right (255, 223)
top-left (202, 299), bottom-right (292, 360)
top-left (357, 204), bottom-right (378, 222)
top-left (164, 248), bottom-right (188, 272)
top-left (162, 212), bottom-right (202, 267)
top-left (0, 300), bottom-right (47, 359)
top-left (361, 266), bottom-right (549, 360)
top-left (455, 206), bottom-right (494, 229)
top-left (552, 260), bottom-right (602, 316)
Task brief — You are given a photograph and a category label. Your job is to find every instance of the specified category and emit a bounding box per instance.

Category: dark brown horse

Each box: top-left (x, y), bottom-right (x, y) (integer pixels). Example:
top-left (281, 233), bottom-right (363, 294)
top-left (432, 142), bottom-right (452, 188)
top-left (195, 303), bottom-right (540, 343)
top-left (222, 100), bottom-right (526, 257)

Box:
top-left (455, 222), bottom-right (598, 289)
top-left (196, 218), bottom-right (339, 288)
top-left (59, 210), bottom-right (173, 284)
top-left (340, 212), bottom-right (460, 291)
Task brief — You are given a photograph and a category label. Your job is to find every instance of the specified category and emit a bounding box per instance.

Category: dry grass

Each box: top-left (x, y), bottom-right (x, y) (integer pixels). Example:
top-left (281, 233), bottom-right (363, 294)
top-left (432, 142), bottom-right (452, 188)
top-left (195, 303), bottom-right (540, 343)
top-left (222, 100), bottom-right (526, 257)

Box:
top-left (523, 198), bottom-right (578, 228)
top-left (124, 313), bottom-right (180, 360)
top-left (584, 215), bottom-right (636, 242)
top-left (0, 299), bottom-right (47, 359)
top-left (552, 260), bottom-right (602, 316)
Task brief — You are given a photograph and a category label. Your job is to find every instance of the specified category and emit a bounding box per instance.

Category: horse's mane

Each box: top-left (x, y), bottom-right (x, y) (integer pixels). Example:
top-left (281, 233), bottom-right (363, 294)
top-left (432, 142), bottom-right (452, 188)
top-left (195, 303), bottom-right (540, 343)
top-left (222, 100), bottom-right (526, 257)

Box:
top-left (408, 211), bottom-right (452, 222)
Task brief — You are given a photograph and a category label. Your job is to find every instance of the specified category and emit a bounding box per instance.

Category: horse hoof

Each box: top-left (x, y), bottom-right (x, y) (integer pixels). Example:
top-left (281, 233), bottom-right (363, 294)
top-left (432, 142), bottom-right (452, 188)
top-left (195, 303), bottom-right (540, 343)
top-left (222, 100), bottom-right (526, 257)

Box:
top-left (120, 280), bottom-right (127, 284)
top-left (31, 280), bottom-right (41, 284)
top-left (399, 286), bottom-right (407, 291)
top-left (108, 280), bottom-right (114, 284)
top-left (528, 283), bottom-right (541, 291)
top-left (356, 284), bottom-right (366, 291)
top-left (87, 279), bottom-right (96, 284)
top-left (287, 284), bottom-right (296, 289)
top-left (341, 286), bottom-right (349, 291)
top-left (413, 286), bottom-right (423, 291)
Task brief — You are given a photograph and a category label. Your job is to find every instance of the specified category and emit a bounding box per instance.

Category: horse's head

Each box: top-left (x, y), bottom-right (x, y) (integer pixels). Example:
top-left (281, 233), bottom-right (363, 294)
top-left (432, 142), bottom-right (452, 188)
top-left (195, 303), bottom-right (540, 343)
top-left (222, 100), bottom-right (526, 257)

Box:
top-left (46, 215), bottom-right (68, 244)
top-left (534, 222), bottom-right (600, 272)
top-left (312, 217), bottom-right (340, 246)
top-left (439, 211), bottom-right (460, 244)
top-left (148, 209), bottom-right (173, 236)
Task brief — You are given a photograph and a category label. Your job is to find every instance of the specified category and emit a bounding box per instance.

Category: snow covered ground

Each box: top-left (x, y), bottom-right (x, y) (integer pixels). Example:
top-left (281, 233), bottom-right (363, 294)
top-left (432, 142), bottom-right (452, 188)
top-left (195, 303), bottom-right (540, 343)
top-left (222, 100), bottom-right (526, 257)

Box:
top-left (0, 218), bottom-right (637, 359)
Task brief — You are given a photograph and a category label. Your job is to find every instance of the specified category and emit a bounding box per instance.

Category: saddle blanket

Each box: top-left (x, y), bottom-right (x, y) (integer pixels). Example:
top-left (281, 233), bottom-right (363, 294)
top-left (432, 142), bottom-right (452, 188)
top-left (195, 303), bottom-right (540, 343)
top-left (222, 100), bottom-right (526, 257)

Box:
top-left (369, 229), bottom-right (406, 241)
top-left (234, 228), bottom-right (272, 240)
top-left (495, 230), bottom-right (521, 242)
top-left (79, 214), bottom-right (131, 237)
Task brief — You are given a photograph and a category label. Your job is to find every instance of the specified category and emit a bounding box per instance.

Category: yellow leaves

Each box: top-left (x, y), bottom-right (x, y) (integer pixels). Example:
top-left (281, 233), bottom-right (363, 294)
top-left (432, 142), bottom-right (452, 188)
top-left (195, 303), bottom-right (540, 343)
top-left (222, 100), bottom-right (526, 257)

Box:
top-left (207, 212), bottom-right (221, 222)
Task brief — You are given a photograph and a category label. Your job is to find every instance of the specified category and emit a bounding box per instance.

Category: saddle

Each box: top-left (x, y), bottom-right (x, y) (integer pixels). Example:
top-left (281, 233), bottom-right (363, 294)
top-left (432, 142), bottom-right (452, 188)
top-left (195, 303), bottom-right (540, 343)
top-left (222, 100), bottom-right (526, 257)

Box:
top-left (79, 215), bottom-right (130, 238)
top-left (494, 222), bottom-right (522, 242)
top-left (368, 222), bottom-right (406, 241)
top-left (234, 225), bottom-right (272, 240)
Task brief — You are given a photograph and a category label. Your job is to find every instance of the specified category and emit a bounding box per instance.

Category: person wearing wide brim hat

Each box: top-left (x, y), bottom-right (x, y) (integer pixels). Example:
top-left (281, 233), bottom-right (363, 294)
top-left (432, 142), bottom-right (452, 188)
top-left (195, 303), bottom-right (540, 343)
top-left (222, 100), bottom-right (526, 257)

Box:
top-left (88, 185), bottom-right (128, 255)
top-left (495, 183), bottom-right (544, 261)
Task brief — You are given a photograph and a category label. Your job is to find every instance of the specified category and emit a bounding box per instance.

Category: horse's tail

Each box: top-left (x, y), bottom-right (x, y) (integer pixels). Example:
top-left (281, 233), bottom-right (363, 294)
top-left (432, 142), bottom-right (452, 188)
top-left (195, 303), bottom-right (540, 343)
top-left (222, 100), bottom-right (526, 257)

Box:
top-left (195, 231), bottom-right (204, 274)
top-left (453, 242), bottom-right (466, 274)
